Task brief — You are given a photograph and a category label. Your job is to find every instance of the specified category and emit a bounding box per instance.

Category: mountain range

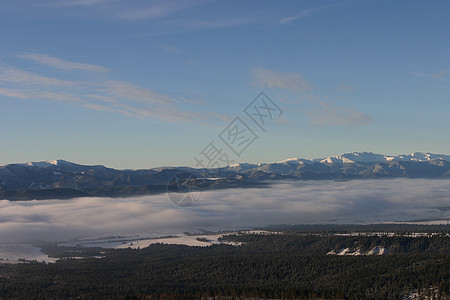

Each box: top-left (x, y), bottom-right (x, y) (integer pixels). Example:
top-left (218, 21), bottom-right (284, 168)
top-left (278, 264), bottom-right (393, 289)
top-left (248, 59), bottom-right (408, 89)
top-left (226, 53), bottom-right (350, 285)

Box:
top-left (1, 152), bottom-right (450, 200)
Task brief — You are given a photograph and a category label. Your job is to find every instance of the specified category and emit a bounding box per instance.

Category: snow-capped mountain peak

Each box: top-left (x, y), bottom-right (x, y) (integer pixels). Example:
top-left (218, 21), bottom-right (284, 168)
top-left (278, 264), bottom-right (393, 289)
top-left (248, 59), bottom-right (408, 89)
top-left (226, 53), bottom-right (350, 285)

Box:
top-left (264, 152), bottom-right (450, 166)
top-left (317, 152), bottom-right (450, 164)
top-left (2, 152), bottom-right (450, 201)
top-left (275, 157), bottom-right (309, 164)
top-left (319, 152), bottom-right (391, 164)
top-left (228, 152), bottom-right (450, 170)
top-left (276, 158), bottom-right (300, 163)
top-left (397, 152), bottom-right (450, 162)
top-left (22, 159), bottom-right (70, 168)
top-left (4, 152), bottom-right (450, 171)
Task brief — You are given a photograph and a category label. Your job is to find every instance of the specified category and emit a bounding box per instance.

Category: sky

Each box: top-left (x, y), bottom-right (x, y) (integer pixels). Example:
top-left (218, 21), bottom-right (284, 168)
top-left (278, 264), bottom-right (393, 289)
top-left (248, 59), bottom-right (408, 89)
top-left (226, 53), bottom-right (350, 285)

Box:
top-left (0, 0), bottom-right (449, 169)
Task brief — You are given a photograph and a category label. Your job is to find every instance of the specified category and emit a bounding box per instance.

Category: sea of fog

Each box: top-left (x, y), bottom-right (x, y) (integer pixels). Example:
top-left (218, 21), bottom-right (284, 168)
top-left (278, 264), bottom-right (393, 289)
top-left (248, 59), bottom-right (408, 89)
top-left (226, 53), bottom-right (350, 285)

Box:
top-left (1, 178), bottom-right (450, 261)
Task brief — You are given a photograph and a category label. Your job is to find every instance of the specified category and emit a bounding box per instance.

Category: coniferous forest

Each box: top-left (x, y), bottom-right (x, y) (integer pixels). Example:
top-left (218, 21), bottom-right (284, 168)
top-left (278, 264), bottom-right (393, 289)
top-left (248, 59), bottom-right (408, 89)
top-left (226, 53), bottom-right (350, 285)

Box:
top-left (0, 225), bottom-right (449, 299)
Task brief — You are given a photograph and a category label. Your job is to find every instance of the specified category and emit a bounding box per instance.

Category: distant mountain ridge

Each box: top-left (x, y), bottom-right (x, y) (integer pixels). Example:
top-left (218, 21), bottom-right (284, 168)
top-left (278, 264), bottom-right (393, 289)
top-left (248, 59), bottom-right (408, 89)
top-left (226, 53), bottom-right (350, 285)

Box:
top-left (273, 151), bottom-right (450, 165)
top-left (1, 152), bottom-right (450, 200)
top-left (224, 152), bottom-right (450, 171)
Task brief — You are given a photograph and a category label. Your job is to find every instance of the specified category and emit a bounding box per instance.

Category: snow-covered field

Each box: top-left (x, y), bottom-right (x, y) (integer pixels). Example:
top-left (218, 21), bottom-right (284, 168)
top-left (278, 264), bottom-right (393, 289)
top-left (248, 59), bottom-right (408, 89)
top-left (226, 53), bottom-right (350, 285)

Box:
top-left (327, 246), bottom-right (390, 256)
top-left (0, 230), bottom-right (278, 262)
top-left (59, 230), bottom-right (286, 249)
top-left (60, 232), bottom-right (245, 249)
top-left (0, 244), bottom-right (57, 264)
top-left (2, 228), bottom-right (449, 262)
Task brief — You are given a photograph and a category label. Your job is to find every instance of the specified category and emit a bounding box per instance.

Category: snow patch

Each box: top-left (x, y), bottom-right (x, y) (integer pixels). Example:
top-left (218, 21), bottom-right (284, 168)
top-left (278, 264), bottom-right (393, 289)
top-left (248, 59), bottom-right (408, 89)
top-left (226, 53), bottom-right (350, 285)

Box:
top-left (328, 246), bottom-right (389, 256)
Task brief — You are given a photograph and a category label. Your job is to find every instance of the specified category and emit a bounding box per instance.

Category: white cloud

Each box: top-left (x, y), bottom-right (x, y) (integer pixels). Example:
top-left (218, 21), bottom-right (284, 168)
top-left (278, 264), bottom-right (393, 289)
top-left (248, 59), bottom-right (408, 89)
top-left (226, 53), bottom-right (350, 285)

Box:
top-left (17, 53), bottom-right (111, 73)
top-left (0, 66), bottom-right (81, 86)
top-left (1, 179), bottom-right (450, 243)
top-left (53, 0), bottom-right (211, 20)
top-left (160, 44), bottom-right (182, 54)
top-left (0, 88), bottom-right (87, 105)
top-left (310, 102), bottom-right (371, 127)
top-left (23, 0), bottom-right (258, 35)
top-left (0, 54), bottom-right (226, 124)
top-left (431, 69), bottom-right (450, 79)
top-left (280, 4), bottom-right (341, 24)
top-left (117, 0), bottom-right (209, 20)
top-left (45, 0), bottom-right (114, 6)
top-left (251, 67), bottom-right (314, 92)
top-left (179, 17), bottom-right (258, 30)
top-left (100, 80), bottom-right (176, 106)
top-left (410, 70), bottom-right (450, 81)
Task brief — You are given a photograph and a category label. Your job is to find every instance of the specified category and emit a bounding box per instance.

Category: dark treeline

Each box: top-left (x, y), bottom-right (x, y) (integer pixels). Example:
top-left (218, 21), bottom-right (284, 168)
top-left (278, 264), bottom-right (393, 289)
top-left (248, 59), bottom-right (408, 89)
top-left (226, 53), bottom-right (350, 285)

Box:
top-left (0, 230), bottom-right (449, 299)
top-left (264, 223), bottom-right (450, 233)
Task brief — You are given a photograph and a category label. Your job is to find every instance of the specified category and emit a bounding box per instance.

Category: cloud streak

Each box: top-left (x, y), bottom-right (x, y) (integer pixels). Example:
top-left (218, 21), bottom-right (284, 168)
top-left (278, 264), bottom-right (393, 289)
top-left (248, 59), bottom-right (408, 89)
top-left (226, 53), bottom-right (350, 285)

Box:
top-left (46, 0), bottom-right (114, 6)
top-left (248, 67), bottom-right (369, 127)
top-left (310, 102), bottom-right (371, 127)
top-left (159, 44), bottom-right (182, 54)
top-left (410, 69), bottom-right (450, 81)
top-left (0, 54), bottom-right (224, 124)
top-left (431, 69), bottom-right (450, 79)
top-left (43, 0), bottom-right (211, 21)
top-left (280, 4), bottom-right (342, 24)
top-left (0, 66), bottom-right (81, 86)
top-left (17, 0), bottom-right (261, 35)
top-left (17, 53), bottom-right (111, 73)
top-left (251, 67), bottom-right (314, 92)
top-left (117, 0), bottom-right (210, 20)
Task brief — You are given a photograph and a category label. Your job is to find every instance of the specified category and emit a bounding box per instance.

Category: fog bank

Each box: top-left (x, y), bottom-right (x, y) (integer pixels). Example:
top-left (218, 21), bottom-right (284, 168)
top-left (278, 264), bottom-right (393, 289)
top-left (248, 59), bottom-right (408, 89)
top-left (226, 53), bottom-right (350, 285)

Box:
top-left (1, 179), bottom-right (450, 243)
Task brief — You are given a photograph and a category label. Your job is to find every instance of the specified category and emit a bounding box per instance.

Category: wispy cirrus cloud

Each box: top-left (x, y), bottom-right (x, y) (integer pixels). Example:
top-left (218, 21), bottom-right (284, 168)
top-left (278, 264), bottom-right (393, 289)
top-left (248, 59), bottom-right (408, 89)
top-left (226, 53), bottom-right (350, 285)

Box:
top-left (159, 44), bottom-right (182, 54)
top-left (45, 0), bottom-right (114, 6)
top-left (280, 3), bottom-right (342, 24)
top-left (0, 87), bottom-right (87, 105)
top-left (0, 66), bottom-right (81, 86)
top-left (24, 0), bottom-right (258, 34)
top-left (431, 69), bottom-right (450, 79)
top-left (248, 67), bottom-right (368, 127)
top-left (100, 80), bottom-right (177, 106)
top-left (117, 0), bottom-right (210, 20)
top-left (310, 102), bottom-right (371, 127)
top-left (17, 53), bottom-right (111, 73)
top-left (410, 69), bottom-right (450, 81)
top-left (179, 17), bottom-right (258, 30)
top-left (250, 67), bottom-right (314, 92)
top-left (0, 54), bottom-right (223, 124)
top-left (43, 0), bottom-right (211, 20)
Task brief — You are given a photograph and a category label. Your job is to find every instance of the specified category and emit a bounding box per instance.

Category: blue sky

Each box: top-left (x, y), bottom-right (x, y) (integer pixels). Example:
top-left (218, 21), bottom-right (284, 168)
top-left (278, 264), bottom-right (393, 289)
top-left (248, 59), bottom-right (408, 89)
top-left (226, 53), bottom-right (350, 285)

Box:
top-left (0, 0), bottom-right (449, 169)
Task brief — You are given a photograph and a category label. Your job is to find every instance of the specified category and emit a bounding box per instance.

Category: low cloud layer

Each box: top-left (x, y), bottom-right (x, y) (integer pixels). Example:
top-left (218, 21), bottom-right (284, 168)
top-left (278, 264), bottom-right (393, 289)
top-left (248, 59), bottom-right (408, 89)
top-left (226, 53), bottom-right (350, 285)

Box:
top-left (1, 179), bottom-right (450, 243)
